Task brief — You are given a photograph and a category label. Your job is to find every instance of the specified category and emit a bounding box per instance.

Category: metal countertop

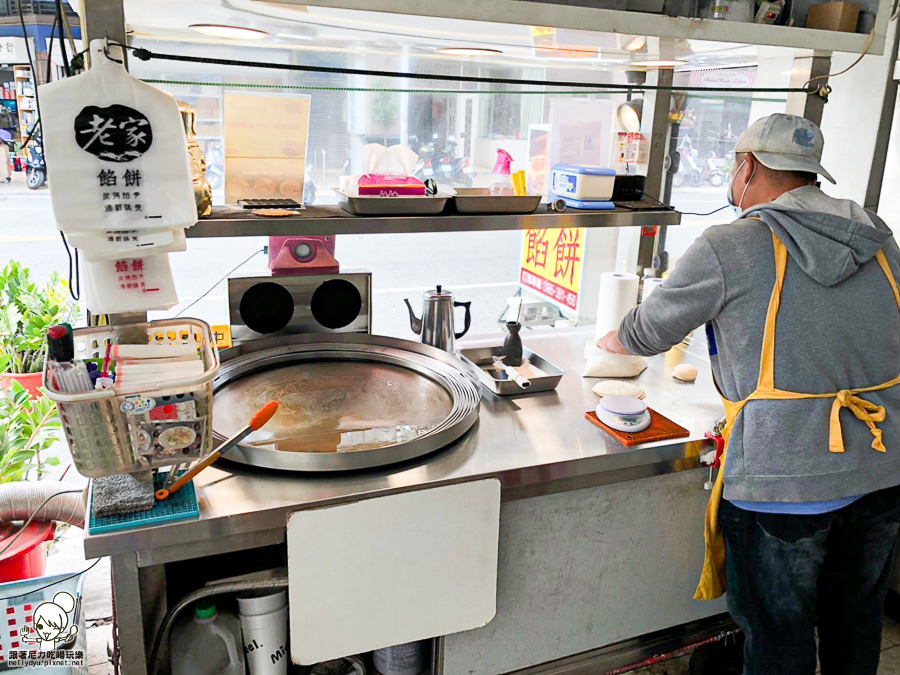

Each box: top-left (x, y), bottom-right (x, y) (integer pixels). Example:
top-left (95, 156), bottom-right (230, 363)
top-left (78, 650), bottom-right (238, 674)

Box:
top-left (83, 328), bottom-right (723, 563)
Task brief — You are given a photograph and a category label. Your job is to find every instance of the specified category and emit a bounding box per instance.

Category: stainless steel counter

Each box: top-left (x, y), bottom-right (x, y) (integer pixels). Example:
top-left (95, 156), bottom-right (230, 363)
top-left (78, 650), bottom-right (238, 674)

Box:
top-left (83, 328), bottom-right (723, 563)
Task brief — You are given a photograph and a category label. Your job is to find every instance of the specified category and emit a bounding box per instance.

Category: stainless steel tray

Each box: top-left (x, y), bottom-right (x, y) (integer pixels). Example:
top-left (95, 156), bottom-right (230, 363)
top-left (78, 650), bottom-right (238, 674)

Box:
top-left (214, 334), bottom-right (480, 472)
top-left (452, 188), bottom-right (542, 214)
top-left (460, 346), bottom-right (565, 396)
top-left (335, 189), bottom-right (450, 216)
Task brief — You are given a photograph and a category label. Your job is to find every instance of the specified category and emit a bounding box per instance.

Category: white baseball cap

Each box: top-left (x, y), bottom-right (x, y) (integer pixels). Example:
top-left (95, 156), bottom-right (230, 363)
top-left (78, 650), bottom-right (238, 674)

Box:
top-left (735, 113), bottom-right (835, 184)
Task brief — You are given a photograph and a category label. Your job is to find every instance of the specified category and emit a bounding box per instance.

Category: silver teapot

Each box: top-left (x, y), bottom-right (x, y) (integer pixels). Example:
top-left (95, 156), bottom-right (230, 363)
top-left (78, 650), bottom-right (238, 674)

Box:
top-left (404, 285), bottom-right (472, 353)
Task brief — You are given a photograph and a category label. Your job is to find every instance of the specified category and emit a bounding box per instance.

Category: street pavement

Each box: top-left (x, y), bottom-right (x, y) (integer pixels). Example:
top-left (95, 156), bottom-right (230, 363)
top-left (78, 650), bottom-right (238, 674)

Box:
top-left (0, 171), bottom-right (726, 336)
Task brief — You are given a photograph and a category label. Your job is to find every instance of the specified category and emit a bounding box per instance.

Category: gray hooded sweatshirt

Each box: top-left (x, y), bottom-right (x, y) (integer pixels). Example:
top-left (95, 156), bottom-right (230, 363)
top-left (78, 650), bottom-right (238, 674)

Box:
top-left (619, 186), bottom-right (900, 503)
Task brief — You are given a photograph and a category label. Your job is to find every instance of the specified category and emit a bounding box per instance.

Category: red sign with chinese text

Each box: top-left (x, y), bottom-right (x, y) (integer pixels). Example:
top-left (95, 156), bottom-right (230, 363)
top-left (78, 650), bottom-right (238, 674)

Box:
top-left (520, 227), bottom-right (585, 311)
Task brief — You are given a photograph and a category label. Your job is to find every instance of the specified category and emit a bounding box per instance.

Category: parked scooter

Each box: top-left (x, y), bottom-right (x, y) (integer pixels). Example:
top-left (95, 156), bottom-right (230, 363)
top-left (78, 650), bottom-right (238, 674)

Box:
top-left (673, 148), bottom-right (702, 188)
top-left (413, 137), bottom-right (438, 182)
top-left (440, 136), bottom-right (475, 187)
top-left (23, 122), bottom-right (46, 190)
top-left (704, 153), bottom-right (726, 187)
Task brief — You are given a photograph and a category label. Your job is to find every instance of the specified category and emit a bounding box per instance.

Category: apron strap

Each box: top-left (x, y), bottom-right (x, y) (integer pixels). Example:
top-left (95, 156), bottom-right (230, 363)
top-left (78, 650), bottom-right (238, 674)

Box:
top-left (876, 250), bottom-right (900, 313)
top-left (827, 251), bottom-right (900, 453)
top-left (756, 230), bottom-right (788, 392)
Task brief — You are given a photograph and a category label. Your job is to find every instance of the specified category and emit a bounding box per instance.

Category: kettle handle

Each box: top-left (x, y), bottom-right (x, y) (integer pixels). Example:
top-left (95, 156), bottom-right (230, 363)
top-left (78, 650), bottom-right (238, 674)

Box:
top-left (454, 301), bottom-right (472, 339)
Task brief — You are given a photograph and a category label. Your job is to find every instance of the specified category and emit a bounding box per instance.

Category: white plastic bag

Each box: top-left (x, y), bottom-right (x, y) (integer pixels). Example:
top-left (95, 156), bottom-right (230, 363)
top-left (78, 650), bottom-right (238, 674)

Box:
top-left (83, 254), bottom-right (178, 314)
top-left (582, 341), bottom-right (648, 378)
top-left (40, 40), bottom-right (196, 234)
top-left (68, 228), bottom-right (186, 263)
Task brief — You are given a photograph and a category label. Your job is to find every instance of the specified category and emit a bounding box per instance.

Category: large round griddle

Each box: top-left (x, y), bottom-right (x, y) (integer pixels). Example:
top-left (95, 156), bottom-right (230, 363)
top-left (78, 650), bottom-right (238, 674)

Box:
top-left (213, 334), bottom-right (481, 471)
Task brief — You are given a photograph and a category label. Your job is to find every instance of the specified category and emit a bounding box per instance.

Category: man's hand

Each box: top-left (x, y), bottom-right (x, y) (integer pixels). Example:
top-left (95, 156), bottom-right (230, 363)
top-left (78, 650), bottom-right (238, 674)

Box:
top-left (596, 331), bottom-right (630, 355)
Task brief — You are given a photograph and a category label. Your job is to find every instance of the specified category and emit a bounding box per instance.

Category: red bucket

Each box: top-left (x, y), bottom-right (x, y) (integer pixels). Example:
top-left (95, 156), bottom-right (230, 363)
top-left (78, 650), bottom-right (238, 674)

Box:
top-left (0, 372), bottom-right (44, 400)
top-left (0, 522), bottom-right (56, 583)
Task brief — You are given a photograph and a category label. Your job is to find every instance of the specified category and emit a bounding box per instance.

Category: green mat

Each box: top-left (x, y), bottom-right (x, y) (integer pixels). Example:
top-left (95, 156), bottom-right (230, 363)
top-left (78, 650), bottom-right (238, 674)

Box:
top-left (87, 470), bottom-right (199, 534)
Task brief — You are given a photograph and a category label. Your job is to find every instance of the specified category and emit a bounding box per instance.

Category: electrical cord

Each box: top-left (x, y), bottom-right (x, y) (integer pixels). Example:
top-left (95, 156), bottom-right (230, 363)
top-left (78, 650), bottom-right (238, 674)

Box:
top-left (54, 0), bottom-right (71, 77)
top-left (118, 43), bottom-right (815, 95)
top-left (681, 204), bottom-right (732, 216)
top-left (148, 577), bottom-right (289, 675)
top-left (0, 490), bottom-right (84, 558)
top-left (804, 28), bottom-right (876, 96)
top-left (61, 232), bottom-right (81, 302)
top-left (174, 248), bottom-right (265, 317)
top-left (1, 558), bottom-right (101, 602)
top-left (46, 14), bottom-right (57, 84)
top-left (20, 0), bottom-right (81, 302)
top-left (640, 192), bottom-right (731, 217)
top-left (0, 487), bottom-right (94, 605)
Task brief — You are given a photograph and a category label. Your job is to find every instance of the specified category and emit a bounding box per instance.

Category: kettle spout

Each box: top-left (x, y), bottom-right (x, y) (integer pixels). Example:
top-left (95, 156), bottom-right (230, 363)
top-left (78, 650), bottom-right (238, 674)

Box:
top-left (403, 298), bottom-right (423, 335)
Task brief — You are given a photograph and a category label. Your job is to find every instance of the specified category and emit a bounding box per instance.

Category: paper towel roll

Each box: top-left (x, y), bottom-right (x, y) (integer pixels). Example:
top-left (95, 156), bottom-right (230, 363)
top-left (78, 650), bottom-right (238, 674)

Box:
top-left (642, 277), bottom-right (665, 302)
top-left (595, 272), bottom-right (640, 338)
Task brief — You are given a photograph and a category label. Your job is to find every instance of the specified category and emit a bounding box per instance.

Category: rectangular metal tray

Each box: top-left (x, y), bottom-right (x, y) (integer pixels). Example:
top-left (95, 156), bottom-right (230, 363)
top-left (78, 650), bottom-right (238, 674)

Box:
top-left (335, 189), bottom-right (450, 216)
top-left (460, 345), bottom-right (565, 396)
top-left (452, 188), bottom-right (542, 214)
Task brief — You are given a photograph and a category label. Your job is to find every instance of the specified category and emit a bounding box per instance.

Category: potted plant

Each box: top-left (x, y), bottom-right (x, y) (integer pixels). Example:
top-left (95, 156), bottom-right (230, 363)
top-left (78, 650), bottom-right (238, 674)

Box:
top-left (0, 379), bottom-right (64, 581)
top-left (0, 261), bottom-right (78, 398)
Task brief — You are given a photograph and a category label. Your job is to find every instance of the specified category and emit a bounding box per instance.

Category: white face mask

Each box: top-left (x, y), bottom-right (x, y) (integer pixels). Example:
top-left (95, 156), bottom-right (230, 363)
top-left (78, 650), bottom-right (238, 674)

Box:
top-left (727, 159), bottom-right (755, 213)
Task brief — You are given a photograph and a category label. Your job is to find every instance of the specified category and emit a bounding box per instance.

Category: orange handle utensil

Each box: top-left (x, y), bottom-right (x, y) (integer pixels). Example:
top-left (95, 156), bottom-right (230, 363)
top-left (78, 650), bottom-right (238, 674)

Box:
top-left (156, 401), bottom-right (279, 501)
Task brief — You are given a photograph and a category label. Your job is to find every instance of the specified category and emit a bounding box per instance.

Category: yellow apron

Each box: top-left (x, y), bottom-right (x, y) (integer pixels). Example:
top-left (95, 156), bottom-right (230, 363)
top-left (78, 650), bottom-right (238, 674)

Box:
top-left (694, 228), bottom-right (900, 601)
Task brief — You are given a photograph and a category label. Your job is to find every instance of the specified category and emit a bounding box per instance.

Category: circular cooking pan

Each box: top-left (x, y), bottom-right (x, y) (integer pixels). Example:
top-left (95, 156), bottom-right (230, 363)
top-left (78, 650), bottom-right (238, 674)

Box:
top-left (213, 334), bottom-right (481, 471)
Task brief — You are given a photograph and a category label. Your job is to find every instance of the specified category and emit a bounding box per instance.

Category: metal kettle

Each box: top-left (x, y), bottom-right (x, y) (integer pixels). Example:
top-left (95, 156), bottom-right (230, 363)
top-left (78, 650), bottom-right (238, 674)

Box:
top-left (404, 285), bottom-right (472, 353)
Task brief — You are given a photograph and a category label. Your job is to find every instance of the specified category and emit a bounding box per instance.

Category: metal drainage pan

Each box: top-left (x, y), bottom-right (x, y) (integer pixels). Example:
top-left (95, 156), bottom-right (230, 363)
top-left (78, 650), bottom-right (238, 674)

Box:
top-left (213, 334), bottom-right (481, 472)
top-left (460, 346), bottom-right (565, 396)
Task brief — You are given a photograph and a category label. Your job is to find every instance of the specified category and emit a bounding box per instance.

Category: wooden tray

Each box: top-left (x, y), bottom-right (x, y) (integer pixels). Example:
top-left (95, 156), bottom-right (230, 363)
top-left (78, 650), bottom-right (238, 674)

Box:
top-left (585, 408), bottom-right (689, 446)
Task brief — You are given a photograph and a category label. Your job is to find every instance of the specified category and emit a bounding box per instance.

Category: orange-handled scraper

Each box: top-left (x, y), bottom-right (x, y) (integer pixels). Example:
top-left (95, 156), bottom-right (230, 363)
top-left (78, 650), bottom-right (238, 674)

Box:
top-left (155, 400), bottom-right (280, 501)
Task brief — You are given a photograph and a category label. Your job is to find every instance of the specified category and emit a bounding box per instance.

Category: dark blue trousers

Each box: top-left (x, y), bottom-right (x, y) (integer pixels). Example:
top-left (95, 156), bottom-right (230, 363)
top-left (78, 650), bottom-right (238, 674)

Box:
top-left (719, 485), bottom-right (900, 675)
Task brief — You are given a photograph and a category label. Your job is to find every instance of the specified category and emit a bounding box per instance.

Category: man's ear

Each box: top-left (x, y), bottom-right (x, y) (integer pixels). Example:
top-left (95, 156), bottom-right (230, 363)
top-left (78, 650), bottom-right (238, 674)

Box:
top-left (742, 153), bottom-right (756, 178)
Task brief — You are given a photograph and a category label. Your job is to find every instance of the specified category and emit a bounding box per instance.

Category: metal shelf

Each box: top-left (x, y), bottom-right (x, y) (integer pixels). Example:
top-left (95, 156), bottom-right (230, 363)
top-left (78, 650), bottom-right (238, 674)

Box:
top-left (294, 0), bottom-right (889, 54)
top-left (186, 205), bottom-right (681, 237)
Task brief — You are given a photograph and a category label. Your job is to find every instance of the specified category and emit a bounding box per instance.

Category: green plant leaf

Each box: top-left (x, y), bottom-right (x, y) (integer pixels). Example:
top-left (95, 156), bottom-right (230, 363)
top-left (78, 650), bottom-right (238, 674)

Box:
top-left (0, 386), bottom-right (63, 483)
top-left (0, 261), bottom-right (79, 374)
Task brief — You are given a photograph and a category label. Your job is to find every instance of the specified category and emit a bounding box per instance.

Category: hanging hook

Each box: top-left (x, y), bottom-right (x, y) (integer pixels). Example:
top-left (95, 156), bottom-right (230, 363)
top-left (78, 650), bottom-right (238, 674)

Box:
top-left (102, 37), bottom-right (124, 65)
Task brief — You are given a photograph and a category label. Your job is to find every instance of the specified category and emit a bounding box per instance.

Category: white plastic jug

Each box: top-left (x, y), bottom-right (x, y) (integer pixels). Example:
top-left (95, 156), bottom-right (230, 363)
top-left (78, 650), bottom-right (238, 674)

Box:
top-left (170, 601), bottom-right (245, 675)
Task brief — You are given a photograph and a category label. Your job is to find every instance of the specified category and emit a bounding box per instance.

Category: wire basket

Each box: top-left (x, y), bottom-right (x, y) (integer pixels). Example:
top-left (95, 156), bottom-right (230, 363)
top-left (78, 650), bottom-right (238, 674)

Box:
top-left (0, 571), bottom-right (88, 674)
top-left (44, 319), bottom-right (220, 478)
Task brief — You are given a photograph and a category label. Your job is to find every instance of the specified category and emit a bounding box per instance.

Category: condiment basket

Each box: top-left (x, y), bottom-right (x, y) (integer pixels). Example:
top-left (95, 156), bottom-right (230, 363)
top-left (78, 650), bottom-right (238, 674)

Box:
top-left (43, 318), bottom-right (219, 478)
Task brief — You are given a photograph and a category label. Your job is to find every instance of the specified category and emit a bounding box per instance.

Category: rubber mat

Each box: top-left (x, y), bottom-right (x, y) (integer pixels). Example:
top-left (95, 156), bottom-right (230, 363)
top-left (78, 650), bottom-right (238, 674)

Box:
top-left (585, 408), bottom-right (690, 446)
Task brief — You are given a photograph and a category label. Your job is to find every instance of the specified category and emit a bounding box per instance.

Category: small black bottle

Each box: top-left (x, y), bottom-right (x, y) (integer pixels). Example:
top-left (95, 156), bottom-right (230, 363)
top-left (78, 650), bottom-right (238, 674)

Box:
top-left (502, 321), bottom-right (523, 367)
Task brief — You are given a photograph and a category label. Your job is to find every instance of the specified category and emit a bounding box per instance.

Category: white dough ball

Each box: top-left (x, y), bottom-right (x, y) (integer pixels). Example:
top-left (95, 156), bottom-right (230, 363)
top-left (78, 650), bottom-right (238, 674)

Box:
top-left (592, 380), bottom-right (646, 399)
top-left (673, 364), bottom-right (698, 383)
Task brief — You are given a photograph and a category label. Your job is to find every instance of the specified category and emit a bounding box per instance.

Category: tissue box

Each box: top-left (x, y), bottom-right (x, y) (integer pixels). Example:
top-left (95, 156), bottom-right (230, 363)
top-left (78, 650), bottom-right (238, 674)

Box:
top-left (358, 174), bottom-right (426, 197)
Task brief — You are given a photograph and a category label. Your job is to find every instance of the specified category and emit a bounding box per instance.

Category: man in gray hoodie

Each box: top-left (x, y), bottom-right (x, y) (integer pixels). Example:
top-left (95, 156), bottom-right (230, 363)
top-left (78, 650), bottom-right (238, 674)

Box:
top-left (599, 114), bottom-right (900, 674)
